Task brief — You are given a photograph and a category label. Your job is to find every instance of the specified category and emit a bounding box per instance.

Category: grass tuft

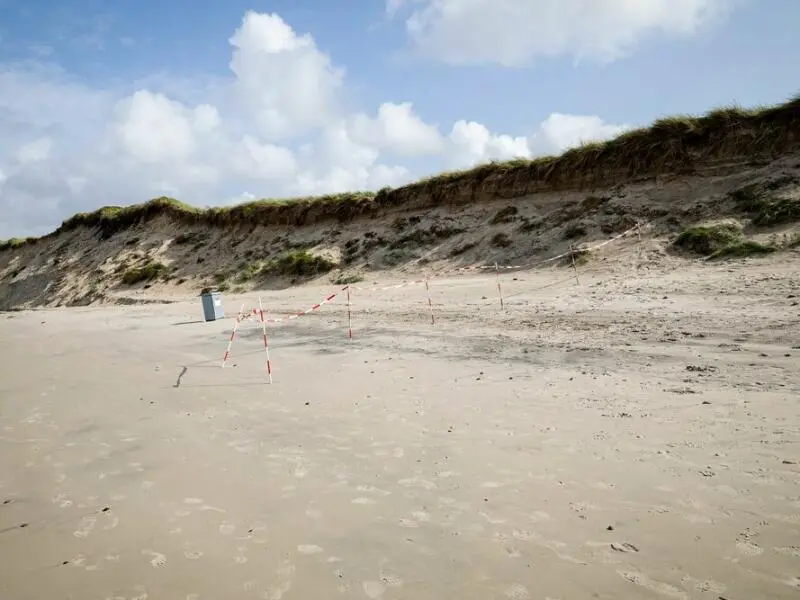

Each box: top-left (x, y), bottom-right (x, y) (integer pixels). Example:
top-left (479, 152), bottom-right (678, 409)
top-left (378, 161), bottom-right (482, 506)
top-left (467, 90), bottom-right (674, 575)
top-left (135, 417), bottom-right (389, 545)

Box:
top-left (490, 206), bottom-right (518, 225)
top-left (334, 273), bottom-right (365, 285)
top-left (490, 232), bottom-right (512, 248)
top-left (709, 241), bottom-right (776, 259)
top-left (265, 251), bottom-right (337, 278)
top-left (121, 261), bottom-right (169, 285)
top-left (673, 223), bottom-right (743, 255)
top-left (0, 238), bottom-right (26, 251)
top-left (731, 181), bottom-right (800, 226)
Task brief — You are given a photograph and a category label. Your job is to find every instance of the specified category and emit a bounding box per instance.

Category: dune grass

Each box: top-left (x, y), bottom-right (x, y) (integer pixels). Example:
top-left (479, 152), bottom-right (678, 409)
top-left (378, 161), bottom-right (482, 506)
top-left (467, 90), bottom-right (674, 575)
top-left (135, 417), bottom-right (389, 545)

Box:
top-left (120, 261), bottom-right (169, 285)
top-left (730, 179), bottom-right (800, 226)
top-left (673, 223), bottom-right (743, 255)
top-left (673, 222), bottom-right (777, 259)
top-left (709, 241), bottom-right (776, 259)
top-left (2, 95), bottom-right (799, 251)
top-left (265, 251), bottom-right (337, 277)
top-left (0, 238), bottom-right (27, 251)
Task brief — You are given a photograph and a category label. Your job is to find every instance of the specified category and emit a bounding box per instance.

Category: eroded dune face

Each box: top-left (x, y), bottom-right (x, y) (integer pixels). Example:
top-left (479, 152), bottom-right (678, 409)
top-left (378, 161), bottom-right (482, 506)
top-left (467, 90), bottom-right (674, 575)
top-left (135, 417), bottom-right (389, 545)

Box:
top-left (2, 148), bottom-right (799, 311)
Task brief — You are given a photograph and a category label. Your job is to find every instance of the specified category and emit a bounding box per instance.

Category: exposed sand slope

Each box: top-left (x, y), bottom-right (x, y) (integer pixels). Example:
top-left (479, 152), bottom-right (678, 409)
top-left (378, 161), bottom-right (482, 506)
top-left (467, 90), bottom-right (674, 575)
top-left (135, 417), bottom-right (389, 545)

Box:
top-left (1, 255), bottom-right (798, 599)
top-left (1, 152), bottom-right (799, 310)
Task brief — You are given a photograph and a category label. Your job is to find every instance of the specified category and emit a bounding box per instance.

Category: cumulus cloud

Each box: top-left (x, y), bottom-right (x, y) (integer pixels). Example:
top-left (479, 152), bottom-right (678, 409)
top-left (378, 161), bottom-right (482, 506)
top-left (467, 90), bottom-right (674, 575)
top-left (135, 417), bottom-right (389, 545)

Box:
top-left (388, 0), bottom-right (732, 66)
top-left (349, 102), bottom-right (444, 156)
top-left (228, 11), bottom-right (344, 138)
top-left (0, 11), bottom-right (628, 238)
top-left (539, 114), bottom-right (630, 151)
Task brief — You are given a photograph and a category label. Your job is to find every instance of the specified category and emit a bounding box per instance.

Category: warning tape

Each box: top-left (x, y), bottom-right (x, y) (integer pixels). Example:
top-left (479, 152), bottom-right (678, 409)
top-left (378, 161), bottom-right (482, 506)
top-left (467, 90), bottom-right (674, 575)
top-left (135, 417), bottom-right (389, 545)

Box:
top-left (236, 288), bottom-right (345, 326)
top-left (348, 278), bottom-right (428, 293)
top-left (346, 222), bottom-right (644, 295)
top-left (230, 222), bottom-right (645, 317)
top-left (449, 222), bottom-right (644, 274)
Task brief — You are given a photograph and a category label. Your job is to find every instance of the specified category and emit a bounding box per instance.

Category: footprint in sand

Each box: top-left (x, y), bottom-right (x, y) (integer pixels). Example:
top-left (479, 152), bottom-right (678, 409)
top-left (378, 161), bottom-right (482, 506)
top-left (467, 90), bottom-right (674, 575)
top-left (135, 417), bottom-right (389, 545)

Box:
top-left (143, 550), bottom-right (167, 568)
top-left (102, 515), bottom-right (120, 530)
top-left (73, 515), bottom-right (97, 538)
top-left (411, 511), bottom-right (431, 523)
top-left (54, 493), bottom-right (72, 508)
top-left (219, 521), bottom-right (236, 535)
top-left (736, 541), bottom-right (764, 556)
top-left (265, 560), bottom-right (295, 600)
top-left (398, 518), bottom-right (419, 528)
top-left (357, 485), bottom-right (391, 496)
top-left (504, 583), bottom-right (530, 599)
top-left (234, 547), bottom-right (248, 564)
top-left (774, 545), bottom-right (800, 557)
top-left (512, 530), bottom-right (540, 542)
top-left (379, 573), bottom-right (403, 588)
top-left (618, 571), bottom-right (688, 599)
top-left (352, 497), bottom-right (376, 505)
top-left (362, 581), bottom-right (385, 599)
top-left (680, 575), bottom-right (726, 594)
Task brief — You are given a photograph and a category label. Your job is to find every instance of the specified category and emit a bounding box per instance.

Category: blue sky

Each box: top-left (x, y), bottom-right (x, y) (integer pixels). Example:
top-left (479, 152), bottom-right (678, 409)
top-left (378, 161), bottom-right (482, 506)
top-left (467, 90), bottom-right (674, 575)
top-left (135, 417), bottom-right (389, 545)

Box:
top-left (0, 0), bottom-right (798, 237)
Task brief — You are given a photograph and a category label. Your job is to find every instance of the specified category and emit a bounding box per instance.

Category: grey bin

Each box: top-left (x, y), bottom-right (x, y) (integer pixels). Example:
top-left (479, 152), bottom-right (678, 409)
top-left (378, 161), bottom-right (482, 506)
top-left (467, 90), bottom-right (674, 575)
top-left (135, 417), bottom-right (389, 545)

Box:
top-left (200, 291), bottom-right (225, 322)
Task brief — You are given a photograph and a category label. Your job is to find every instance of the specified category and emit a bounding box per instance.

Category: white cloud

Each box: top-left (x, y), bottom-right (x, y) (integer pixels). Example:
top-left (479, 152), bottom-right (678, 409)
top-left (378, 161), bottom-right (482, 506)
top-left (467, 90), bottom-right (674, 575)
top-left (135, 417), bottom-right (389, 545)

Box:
top-left (446, 121), bottom-right (531, 167)
top-left (233, 136), bottom-right (297, 180)
top-left (115, 91), bottom-right (207, 163)
top-left (389, 0), bottom-right (732, 66)
top-left (15, 137), bottom-right (53, 164)
top-left (228, 11), bottom-right (344, 139)
top-left (0, 10), bottom-right (628, 238)
top-left (539, 114), bottom-right (630, 151)
top-left (349, 102), bottom-right (443, 156)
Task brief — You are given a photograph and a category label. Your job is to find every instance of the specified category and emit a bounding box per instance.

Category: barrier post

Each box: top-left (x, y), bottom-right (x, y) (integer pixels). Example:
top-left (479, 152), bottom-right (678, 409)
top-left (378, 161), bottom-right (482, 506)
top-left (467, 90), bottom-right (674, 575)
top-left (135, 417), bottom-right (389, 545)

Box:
top-left (346, 285), bottom-right (353, 339)
top-left (494, 262), bottom-right (505, 311)
top-left (222, 303), bottom-right (245, 368)
top-left (258, 296), bottom-right (273, 384)
top-left (425, 279), bottom-right (435, 325)
top-left (569, 244), bottom-right (581, 285)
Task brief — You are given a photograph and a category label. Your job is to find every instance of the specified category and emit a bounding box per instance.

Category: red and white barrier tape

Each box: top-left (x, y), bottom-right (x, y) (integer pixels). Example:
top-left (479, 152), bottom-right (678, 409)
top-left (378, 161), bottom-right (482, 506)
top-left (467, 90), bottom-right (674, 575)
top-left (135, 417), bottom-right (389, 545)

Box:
top-left (221, 221), bottom-right (645, 365)
top-left (234, 288), bottom-right (345, 326)
top-left (348, 278), bottom-right (428, 293)
top-left (450, 222), bottom-right (644, 274)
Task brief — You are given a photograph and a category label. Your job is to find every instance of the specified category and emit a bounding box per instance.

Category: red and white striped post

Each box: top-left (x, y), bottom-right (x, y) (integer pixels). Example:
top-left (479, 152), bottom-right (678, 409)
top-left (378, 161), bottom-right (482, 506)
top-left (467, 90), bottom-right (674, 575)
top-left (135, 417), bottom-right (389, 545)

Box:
top-left (425, 279), bottom-right (435, 325)
top-left (494, 262), bottom-right (505, 311)
top-left (258, 296), bottom-right (273, 384)
top-left (346, 285), bottom-right (353, 340)
top-left (569, 244), bottom-right (580, 285)
top-left (222, 303), bottom-right (245, 368)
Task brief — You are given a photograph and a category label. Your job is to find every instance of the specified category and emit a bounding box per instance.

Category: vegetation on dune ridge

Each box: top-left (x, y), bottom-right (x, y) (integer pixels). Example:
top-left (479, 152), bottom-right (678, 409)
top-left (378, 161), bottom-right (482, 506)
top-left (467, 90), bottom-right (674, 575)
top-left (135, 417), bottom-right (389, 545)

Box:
top-left (2, 95), bottom-right (799, 250)
top-left (672, 222), bottom-right (778, 259)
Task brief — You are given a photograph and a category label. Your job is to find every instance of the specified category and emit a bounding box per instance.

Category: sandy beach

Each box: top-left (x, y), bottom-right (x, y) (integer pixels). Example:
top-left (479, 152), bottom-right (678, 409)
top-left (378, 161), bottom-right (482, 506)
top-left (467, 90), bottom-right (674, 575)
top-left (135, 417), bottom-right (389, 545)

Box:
top-left (1, 256), bottom-right (799, 599)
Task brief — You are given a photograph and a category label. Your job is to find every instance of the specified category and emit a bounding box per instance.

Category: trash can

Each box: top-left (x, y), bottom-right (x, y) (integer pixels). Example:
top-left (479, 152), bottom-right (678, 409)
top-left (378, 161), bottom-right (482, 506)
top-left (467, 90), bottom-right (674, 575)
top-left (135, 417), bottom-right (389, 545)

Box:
top-left (200, 291), bottom-right (225, 322)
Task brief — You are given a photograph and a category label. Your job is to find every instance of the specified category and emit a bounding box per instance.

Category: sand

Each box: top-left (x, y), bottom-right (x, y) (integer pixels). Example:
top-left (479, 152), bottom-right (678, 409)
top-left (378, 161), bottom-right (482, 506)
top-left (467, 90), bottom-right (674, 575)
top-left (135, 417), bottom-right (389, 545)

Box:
top-left (1, 252), bottom-right (799, 599)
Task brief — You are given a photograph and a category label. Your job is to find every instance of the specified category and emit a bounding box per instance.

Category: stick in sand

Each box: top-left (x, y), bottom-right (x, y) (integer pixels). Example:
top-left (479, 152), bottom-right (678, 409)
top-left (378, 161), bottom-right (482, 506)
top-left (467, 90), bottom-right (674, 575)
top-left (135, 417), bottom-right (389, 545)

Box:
top-left (258, 296), bottom-right (273, 384)
top-left (424, 279), bottom-right (435, 325)
top-left (569, 244), bottom-right (581, 285)
top-left (346, 285), bottom-right (353, 340)
top-left (494, 262), bottom-right (505, 311)
top-left (222, 303), bottom-right (245, 368)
